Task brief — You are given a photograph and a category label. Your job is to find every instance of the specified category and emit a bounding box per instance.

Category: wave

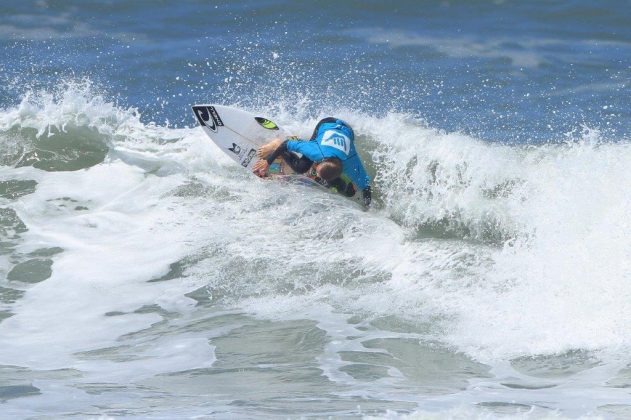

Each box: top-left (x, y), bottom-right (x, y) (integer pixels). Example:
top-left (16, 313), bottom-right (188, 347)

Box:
top-left (349, 112), bottom-right (631, 359)
top-left (2, 81), bottom-right (630, 361)
top-left (249, 108), bottom-right (631, 360)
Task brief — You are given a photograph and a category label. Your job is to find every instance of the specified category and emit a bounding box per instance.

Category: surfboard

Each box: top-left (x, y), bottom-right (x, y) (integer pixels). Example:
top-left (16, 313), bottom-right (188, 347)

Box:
top-left (191, 104), bottom-right (362, 204)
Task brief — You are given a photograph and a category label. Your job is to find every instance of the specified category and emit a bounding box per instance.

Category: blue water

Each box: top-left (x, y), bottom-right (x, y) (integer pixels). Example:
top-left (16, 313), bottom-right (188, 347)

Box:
top-left (1, 1), bottom-right (631, 418)
top-left (2, 1), bottom-right (629, 141)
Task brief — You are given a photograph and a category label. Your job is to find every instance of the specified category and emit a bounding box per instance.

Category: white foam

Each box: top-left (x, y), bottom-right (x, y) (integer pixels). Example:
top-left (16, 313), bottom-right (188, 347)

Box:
top-left (0, 160), bottom-right (208, 368)
top-left (232, 108), bottom-right (631, 362)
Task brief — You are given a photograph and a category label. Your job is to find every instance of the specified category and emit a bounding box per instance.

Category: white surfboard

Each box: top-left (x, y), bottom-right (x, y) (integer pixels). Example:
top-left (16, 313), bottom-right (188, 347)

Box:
top-left (191, 104), bottom-right (284, 170)
top-left (192, 104), bottom-right (362, 204)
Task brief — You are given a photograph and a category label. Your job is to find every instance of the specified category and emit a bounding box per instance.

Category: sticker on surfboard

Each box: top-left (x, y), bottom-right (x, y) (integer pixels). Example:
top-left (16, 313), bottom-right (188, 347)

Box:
top-left (255, 117), bottom-right (279, 130)
top-left (193, 105), bottom-right (224, 132)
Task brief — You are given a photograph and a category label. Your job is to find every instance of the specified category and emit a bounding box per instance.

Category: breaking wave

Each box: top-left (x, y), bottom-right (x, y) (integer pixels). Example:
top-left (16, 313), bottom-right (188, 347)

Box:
top-left (1, 81), bottom-right (630, 363)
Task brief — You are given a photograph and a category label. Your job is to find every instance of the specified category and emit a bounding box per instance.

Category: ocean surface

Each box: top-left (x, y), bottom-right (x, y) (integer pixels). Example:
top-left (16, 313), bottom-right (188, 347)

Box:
top-left (1, 1), bottom-right (630, 418)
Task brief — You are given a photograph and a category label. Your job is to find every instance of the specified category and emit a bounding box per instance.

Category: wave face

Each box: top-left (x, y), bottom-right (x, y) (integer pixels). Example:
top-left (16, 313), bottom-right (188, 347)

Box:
top-left (2, 0), bottom-right (631, 418)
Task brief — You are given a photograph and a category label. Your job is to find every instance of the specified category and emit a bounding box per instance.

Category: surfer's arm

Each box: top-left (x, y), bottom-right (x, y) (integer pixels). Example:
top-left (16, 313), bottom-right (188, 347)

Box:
top-left (264, 139), bottom-right (313, 174)
top-left (343, 156), bottom-right (370, 189)
top-left (253, 138), bottom-right (289, 177)
top-left (286, 140), bottom-right (324, 162)
top-left (254, 139), bottom-right (313, 177)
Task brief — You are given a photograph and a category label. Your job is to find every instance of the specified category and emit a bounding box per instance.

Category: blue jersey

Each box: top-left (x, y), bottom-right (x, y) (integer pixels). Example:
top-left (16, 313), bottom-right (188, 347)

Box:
top-left (286, 120), bottom-right (371, 190)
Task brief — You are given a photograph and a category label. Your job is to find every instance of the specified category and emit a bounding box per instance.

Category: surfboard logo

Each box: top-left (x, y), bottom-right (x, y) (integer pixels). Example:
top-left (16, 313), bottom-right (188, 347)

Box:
top-left (193, 106), bottom-right (224, 132)
top-left (228, 143), bottom-right (241, 155)
top-left (255, 117), bottom-right (279, 130)
top-left (241, 149), bottom-right (256, 167)
top-left (320, 130), bottom-right (351, 155)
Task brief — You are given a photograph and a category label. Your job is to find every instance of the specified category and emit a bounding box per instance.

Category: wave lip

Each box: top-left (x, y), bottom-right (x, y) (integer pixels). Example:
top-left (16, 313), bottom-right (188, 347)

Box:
top-left (0, 80), bottom-right (162, 171)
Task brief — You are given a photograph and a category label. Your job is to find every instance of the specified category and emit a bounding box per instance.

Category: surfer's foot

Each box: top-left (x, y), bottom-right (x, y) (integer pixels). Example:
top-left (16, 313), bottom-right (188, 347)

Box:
top-left (256, 138), bottom-right (282, 159)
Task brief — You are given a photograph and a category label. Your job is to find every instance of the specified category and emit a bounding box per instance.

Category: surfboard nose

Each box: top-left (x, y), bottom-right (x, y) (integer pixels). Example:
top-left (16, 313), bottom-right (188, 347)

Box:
top-left (192, 105), bottom-right (224, 132)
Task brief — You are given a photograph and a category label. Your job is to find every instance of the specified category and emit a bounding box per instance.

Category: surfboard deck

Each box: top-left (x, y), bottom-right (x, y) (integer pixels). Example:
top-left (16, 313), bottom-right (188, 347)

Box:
top-left (192, 104), bottom-right (362, 204)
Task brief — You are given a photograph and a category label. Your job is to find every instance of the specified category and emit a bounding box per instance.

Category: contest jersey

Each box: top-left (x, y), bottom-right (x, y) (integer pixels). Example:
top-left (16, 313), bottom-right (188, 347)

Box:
top-left (285, 121), bottom-right (371, 190)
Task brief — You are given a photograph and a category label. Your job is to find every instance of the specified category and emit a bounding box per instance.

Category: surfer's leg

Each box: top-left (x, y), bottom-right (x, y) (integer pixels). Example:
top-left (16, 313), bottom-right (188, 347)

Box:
top-left (256, 138), bottom-right (283, 159)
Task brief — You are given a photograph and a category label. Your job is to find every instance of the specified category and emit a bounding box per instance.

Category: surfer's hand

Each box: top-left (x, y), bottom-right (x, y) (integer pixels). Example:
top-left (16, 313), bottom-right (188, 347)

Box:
top-left (252, 160), bottom-right (269, 177)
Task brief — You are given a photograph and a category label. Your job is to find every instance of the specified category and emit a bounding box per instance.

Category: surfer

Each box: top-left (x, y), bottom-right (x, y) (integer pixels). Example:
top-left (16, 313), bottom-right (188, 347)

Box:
top-left (252, 117), bottom-right (372, 207)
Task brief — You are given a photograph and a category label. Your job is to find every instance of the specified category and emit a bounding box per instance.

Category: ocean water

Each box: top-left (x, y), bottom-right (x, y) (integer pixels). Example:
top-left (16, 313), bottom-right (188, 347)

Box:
top-left (1, 0), bottom-right (630, 418)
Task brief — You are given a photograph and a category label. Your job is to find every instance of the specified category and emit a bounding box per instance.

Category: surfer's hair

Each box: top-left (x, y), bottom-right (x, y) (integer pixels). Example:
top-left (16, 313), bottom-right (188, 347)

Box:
top-left (317, 158), bottom-right (343, 181)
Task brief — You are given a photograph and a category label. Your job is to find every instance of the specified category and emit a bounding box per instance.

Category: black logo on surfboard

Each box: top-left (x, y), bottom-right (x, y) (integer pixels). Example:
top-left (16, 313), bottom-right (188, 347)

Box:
top-left (241, 149), bottom-right (256, 167)
top-left (228, 143), bottom-right (241, 155)
top-left (192, 106), bottom-right (224, 132)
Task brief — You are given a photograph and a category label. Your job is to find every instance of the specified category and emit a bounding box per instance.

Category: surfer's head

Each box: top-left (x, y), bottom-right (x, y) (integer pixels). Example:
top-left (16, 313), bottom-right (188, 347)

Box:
top-left (315, 158), bottom-right (343, 181)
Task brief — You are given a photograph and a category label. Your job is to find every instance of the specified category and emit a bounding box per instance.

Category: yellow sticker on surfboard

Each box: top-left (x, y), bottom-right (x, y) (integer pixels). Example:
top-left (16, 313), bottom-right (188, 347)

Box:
top-left (254, 117), bottom-right (279, 130)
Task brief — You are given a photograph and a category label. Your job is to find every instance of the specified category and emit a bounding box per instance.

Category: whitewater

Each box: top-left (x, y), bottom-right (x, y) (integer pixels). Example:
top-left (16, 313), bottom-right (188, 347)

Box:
top-left (0, 81), bottom-right (629, 418)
